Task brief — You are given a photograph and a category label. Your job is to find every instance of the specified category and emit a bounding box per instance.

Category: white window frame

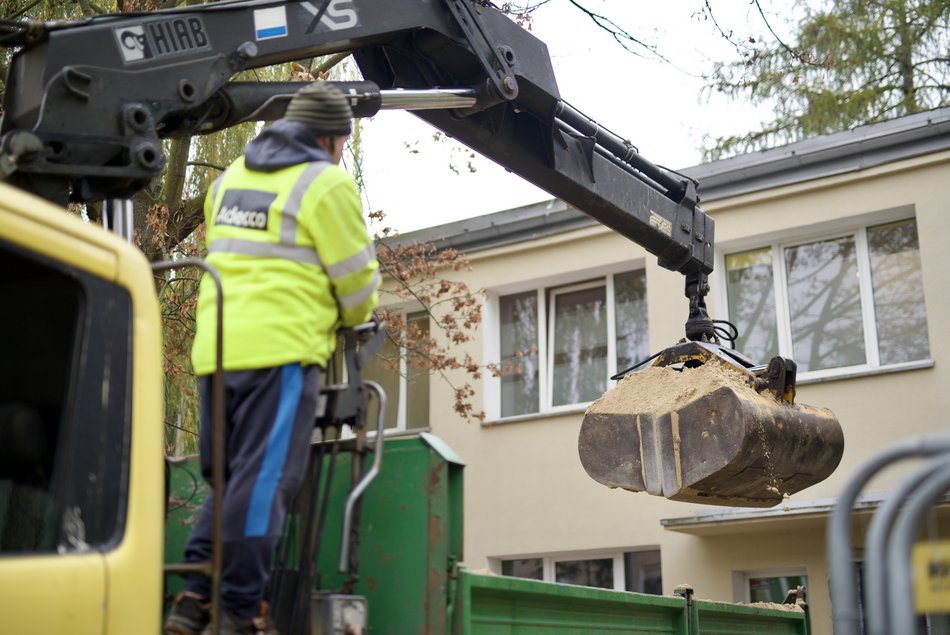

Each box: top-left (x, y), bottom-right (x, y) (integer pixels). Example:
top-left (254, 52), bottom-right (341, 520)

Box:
top-left (714, 209), bottom-right (931, 383)
top-left (493, 547), bottom-right (661, 594)
top-left (391, 309), bottom-right (431, 432)
top-left (334, 307), bottom-right (430, 436)
top-left (485, 263), bottom-right (647, 421)
top-left (545, 279), bottom-right (618, 413)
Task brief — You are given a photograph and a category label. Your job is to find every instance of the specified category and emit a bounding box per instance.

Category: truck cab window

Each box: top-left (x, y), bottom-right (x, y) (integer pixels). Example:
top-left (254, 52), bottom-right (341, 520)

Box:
top-left (0, 241), bottom-right (131, 553)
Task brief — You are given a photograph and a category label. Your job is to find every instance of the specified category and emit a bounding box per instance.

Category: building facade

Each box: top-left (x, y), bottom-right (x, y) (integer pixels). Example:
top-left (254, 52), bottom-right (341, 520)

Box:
top-left (373, 107), bottom-right (950, 635)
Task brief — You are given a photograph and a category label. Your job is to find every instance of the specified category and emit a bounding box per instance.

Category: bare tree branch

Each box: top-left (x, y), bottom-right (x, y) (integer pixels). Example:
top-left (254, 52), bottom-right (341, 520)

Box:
top-left (187, 160), bottom-right (229, 172)
top-left (751, 0), bottom-right (822, 67)
top-left (564, 0), bottom-right (659, 59)
top-left (315, 51), bottom-right (350, 75)
top-left (6, 0), bottom-right (44, 20)
top-left (703, 0), bottom-right (746, 56)
top-left (75, 0), bottom-right (106, 16)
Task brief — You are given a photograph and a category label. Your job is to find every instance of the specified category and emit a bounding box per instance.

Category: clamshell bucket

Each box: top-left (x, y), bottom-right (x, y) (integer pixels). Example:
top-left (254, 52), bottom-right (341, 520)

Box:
top-left (578, 344), bottom-right (843, 507)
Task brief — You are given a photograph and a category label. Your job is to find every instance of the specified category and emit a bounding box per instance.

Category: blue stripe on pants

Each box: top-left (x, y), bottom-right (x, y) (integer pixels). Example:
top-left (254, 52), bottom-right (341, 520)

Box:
top-left (244, 364), bottom-right (303, 537)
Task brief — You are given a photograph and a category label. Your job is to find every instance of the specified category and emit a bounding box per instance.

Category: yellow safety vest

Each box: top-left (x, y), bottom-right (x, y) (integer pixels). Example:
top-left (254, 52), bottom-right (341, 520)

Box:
top-left (191, 157), bottom-right (379, 375)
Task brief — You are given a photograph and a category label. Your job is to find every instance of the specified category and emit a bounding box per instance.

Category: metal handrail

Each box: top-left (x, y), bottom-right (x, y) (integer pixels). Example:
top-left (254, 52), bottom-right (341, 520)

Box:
top-left (886, 462), bottom-right (950, 633)
top-left (339, 379), bottom-right (386, 573)
top-left (826, 435), bottom-right (950, 635)
top-left (153, 258), bottom-right (224, 635)
top-left (862, 456), bottom-right (946, 634)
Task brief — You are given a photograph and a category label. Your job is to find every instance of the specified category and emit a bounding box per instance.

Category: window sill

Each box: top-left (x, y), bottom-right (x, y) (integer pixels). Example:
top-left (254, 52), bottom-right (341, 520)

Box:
top-left (482, 360), bottom-right (933, 428)
top-left (482, 404), bottom-right (589, 427)
top-left (797, 358), bottom-right (934, 385)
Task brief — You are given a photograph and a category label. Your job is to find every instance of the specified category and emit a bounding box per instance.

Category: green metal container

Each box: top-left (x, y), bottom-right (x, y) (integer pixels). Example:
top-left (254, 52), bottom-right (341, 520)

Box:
top-left (453, 571), bottom-right (689, 634)
top-left (313, 432), bottom-right (464, 634)
top-left (682, 585), bottom-right (810, 635)
top-left (161, 434), bottom-right (463, 632)
top-left (692, 600), bottom-right (809, 635)
top-left (163, 433), bottom-right (810, 635)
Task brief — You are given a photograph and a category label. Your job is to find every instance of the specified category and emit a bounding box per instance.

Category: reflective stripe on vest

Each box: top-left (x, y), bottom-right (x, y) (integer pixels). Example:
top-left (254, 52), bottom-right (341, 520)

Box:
top-left (325, 242), bottom-right (376, 281)
top-left (208, 237), bottom-right (322, 266)
top-left (208, 161), bottom-right (331, 265)
top-left (338, 269), bottom-right (381, 309)
top-left (280, 161), bottom-right (330, 244)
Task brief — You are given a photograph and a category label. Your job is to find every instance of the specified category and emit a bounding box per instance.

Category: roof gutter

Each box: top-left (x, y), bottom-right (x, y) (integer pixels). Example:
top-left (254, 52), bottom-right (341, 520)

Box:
top-left (682, 107), bottom-right (950, 203)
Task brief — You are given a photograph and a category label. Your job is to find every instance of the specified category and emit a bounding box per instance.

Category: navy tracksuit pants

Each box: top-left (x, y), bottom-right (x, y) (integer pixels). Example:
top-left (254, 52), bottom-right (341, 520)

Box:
top-left (183, 363), bottom-right (321, 618)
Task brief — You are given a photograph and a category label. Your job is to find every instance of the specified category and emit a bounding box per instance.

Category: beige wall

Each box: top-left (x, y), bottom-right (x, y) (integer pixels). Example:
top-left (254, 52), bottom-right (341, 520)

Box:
top-left (399, 149), bottom-right (949, 635)
top-left (705, 152), bottom-right (950, 496)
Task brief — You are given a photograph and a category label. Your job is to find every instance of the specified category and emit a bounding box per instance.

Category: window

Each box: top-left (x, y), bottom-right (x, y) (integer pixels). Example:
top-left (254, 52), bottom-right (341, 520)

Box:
top-left (748, 574), bottom-right (808, 603)
top-left (723, 218), bottom-right (930, 377)
top-left (499, 549), bottom-right (662, 594)
top-left (556, 557), bottom-right (614, 589)
top-left (0, 240), bottom-right (132, 554)
top-left (735, 568), bottom-right (807, 603)
top-left (624, 550), bottom-right (663, 595)
top-left (360, 311), bottom-right (430, 432)
top-left (502, 557), bottom-right (543, 580)
top-left (496, 269), bottom-right (648, 417)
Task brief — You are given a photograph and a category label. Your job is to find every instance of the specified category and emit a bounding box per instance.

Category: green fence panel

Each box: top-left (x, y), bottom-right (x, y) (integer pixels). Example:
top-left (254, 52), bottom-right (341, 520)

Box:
top-left (693, 599), bottom-right (809, 635)
top-left (455, 569), bottom-right (689, 635)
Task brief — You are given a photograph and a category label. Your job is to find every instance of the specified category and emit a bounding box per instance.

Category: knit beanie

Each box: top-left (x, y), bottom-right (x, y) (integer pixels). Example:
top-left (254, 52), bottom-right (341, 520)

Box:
top-left (284, 82), bottom-right (353, 136)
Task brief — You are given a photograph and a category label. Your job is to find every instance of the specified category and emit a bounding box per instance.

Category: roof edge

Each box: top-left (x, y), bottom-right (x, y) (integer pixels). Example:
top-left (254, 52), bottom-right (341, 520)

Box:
top-left (682, 106), bottom-right (950, 202)
top-left (389, 107), bottom-right (950, 253)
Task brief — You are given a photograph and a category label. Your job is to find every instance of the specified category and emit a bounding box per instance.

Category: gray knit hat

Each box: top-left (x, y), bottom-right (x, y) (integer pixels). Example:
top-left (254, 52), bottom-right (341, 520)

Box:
top-left (284, 82), bottom-right (353, 136)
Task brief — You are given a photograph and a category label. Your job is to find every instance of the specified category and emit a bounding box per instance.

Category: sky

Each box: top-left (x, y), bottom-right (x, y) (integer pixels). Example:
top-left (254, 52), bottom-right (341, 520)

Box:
top-left (352, 1), bottom-right (793, 234)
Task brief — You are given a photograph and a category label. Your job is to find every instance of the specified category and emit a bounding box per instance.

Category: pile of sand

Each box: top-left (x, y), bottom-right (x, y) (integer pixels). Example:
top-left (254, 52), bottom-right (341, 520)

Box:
top-left (587, 358), bottom-right (763, 416)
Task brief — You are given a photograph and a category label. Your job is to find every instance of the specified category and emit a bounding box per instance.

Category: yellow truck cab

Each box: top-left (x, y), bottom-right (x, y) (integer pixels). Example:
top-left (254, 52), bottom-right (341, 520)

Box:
top-left (0, 182), bottom-right (165, 634)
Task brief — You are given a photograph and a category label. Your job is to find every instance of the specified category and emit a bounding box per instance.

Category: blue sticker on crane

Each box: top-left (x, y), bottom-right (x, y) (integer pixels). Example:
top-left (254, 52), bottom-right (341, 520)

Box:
top-left (254, 7), bottom-right (288, 41)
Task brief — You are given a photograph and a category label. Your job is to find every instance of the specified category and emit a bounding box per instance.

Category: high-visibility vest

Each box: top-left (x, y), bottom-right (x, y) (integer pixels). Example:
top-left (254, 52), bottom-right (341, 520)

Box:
top-left (191, 157), bottom-right (379, 375)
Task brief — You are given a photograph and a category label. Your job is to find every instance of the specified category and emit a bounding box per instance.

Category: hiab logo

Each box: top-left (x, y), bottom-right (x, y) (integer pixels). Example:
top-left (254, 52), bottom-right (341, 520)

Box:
top-left (114, 16), bottom-right (210, 63)
top-left (115, 25), bottom-right (149, 61)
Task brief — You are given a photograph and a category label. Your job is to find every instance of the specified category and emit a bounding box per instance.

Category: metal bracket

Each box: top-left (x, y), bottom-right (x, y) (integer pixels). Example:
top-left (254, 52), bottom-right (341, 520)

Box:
top-left (316, 322), bottom-right (386, 429)
top-left (763, 356), bottom-right (797, 405)
top-left (684, 271), bottom-right (715, 343)
top-left (443, 0), bottom-right (519, 102)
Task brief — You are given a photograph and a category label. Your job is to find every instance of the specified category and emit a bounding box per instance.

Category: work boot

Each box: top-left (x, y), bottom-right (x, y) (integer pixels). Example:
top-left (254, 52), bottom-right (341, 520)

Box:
top-left (202, 602), bottom-right (279, 635)
top-left (165, 592), bottom-right (211, 635)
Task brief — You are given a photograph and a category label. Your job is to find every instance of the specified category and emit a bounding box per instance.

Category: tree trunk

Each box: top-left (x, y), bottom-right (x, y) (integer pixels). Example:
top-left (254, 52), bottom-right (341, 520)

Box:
top-left (893, 1), bottom-right (919, 114)
top-left (163, 138), bottom-right (190, 215)
top-left (166, 195), bottom-right (207, 255)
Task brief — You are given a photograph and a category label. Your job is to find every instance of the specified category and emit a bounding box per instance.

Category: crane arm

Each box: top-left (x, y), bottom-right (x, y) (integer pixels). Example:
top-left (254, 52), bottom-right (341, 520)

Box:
top-left (0, 0), bottom-right (846, 510)
top-left (0, 0), bottom-right (712, 276)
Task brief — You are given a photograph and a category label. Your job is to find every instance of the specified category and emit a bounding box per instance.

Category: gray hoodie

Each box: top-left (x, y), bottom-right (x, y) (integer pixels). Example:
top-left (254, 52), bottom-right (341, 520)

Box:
top-left (243, 119), bottom-right (334, 172)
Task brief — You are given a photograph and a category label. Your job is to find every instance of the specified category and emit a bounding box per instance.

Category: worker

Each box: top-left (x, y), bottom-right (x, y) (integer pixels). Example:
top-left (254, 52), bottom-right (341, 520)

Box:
top-left (165, 82), bottom-right (380, 635)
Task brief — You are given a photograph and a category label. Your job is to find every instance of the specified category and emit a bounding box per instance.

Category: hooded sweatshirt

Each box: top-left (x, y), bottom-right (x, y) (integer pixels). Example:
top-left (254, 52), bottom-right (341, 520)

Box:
top-left (191, 119), bottom-right (379, 374)
top-left (243, 119), bottom-right (335, 171)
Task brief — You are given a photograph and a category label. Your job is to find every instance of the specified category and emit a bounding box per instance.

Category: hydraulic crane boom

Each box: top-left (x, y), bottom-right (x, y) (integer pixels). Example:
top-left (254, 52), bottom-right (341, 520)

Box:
top-left (0, 0), bottom-right (843, 507)
top-left (0, 0), bottom-right (712, 277)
